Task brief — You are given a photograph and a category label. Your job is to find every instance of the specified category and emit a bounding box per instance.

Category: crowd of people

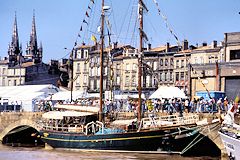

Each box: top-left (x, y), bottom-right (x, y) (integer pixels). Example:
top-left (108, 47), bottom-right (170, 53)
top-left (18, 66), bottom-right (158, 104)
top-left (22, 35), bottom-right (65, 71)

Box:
top-left (37, 96), bottom-right (239, 116)
top-left (103, 96), bottom-right (239, 115)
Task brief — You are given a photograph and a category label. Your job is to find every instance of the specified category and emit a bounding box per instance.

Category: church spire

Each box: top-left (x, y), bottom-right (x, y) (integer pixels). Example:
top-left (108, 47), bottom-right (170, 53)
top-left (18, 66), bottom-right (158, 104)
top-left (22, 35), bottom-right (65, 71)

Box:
top-left (26, 10), bottom-right (42, 64)
top-left (30, 9), bottom-right (37, 50)
top-left (12, 11), bottom-right (19, 50)
top-left (8, 12), bottom-right (21, 66)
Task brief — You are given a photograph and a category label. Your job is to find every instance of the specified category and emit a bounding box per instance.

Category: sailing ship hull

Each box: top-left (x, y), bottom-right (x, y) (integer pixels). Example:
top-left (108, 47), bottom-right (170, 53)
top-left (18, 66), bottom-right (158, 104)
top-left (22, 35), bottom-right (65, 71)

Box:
top-left (219, 130), bottom-right (240, 159)
top-left (40, 126), bottom-right (220, 156)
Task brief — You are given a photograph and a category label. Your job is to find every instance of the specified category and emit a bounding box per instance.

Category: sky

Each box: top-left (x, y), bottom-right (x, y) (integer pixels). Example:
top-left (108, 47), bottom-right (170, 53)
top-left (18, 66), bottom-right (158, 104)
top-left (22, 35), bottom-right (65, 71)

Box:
top-left (0, 0), bottom-right (240, 63)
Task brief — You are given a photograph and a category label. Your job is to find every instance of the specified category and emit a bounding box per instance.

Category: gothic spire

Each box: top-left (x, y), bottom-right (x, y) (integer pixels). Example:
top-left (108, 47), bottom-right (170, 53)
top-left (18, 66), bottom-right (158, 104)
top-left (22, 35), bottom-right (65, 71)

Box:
top-left (30, 9), bottom-right (37, 50)
top-left (12, 11), bottom-right (20, 51)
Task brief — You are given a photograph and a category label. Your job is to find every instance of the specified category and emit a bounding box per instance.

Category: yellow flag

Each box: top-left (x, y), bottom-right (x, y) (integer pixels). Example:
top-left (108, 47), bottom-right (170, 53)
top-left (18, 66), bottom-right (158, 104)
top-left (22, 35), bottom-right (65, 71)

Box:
top-left (91, 35), bottom-right (97, 43)
top-left (235, 95), bottom-right (239, 103)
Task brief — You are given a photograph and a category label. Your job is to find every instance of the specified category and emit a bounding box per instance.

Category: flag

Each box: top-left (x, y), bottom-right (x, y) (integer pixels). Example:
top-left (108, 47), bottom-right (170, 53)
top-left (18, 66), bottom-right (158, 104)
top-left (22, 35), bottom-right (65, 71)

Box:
top-left (88, 6), bottom-right (91, 10)
top-left (83, 19), bottom-right (88, 25)
top-left (91, 35), bottom-right (97, 43)
top-left (85, 11), bottom-right (89, 18)
top-left (80, 26), bottom-right (83, 31)
top-left (90, 0), bottom-right (95, 4)
top-left (235, 95), bottom-right (239, 103)
top-left (78, 33), bottom-right (81, 37)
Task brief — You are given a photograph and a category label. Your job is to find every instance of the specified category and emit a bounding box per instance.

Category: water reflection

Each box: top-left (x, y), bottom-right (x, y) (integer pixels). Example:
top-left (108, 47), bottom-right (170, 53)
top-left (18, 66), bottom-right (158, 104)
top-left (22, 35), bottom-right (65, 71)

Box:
top-left (0, 145), bottom-right (219, 160)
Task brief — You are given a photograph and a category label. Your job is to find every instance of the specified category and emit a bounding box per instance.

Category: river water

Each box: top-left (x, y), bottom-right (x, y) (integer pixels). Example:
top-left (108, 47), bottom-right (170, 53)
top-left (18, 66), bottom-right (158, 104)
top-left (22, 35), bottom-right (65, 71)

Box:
top-left (0, 145), bottom-right (222, 160)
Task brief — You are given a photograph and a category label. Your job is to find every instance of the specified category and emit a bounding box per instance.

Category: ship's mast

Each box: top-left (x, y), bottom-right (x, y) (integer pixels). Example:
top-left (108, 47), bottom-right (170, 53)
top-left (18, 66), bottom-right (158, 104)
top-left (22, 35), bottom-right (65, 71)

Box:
top-left (138, 0), bottom-right (143, 122)
top-left (99, 0), bottom-right (105, 122)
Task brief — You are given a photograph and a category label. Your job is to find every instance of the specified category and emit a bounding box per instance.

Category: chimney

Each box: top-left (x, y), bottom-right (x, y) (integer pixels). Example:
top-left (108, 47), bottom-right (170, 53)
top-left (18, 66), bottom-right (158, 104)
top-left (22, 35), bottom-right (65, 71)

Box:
top-left (182, 39), bottom-right (188, 50)
top-left (202, 42), bottom-right (207, 46)
top-left (147, 43), bottom-right (151, 51)
top-left (111, 42), bottom-right (118, 49)
top-left (211, 40), bottom-right (217, 48)
top-left (166, 42), bottom-right (170, 52)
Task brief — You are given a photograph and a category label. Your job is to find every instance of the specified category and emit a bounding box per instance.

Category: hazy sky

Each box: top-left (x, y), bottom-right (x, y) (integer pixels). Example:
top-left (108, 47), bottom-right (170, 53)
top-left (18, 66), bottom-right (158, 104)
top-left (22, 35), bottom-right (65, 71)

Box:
top-left (0, 0), bottom-right (240, 63)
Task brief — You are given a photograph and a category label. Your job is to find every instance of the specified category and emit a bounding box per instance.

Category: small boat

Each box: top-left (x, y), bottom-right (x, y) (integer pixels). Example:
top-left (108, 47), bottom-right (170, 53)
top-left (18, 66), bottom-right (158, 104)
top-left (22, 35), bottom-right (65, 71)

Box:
top-left (218, 103), bottom-right (240, 159)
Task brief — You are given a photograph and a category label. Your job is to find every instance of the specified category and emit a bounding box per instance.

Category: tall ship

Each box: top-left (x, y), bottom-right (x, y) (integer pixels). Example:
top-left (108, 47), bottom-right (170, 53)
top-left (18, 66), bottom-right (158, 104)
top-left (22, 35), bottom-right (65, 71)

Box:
top-left (39, 0), bottom-right (221, 157)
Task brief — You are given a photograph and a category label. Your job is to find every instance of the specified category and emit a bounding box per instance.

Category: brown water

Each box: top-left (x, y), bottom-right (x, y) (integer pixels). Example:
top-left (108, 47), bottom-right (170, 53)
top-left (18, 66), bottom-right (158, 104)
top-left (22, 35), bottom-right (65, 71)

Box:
top-left (0, 145), bottom-right (221, 160)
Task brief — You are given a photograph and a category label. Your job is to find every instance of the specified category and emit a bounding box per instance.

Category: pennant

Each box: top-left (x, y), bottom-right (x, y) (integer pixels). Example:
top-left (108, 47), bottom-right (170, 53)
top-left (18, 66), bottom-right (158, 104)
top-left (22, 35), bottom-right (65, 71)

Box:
top-left (80, 26), bottom-right (83, 31)
top-left (74, 42), bottom-right (77, 46)
top-left (85, 11), bottom-right (89, 18)
top-left (235, 95), bottom-right (239, 103)
top-left (78, 33), bottom-right (81, 37)
top-left (83, 19), bottom-right (88, 25)
top-left (90, 0), bottom-right (95, 4)
top-left (91, 35), bottom-right (97, 43)
top-left (88, 6), bottom-right (91, 10)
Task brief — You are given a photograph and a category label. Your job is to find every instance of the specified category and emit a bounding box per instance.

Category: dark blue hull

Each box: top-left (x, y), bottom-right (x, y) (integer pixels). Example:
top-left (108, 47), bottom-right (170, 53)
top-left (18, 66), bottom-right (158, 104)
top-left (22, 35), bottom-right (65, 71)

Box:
top-left (39, 126), bottom-right (221, 156)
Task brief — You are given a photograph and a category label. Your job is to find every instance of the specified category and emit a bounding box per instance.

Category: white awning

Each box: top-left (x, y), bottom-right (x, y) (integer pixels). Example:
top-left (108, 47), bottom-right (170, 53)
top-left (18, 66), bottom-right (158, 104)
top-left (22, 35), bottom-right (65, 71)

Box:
top-left (54, 104), bottom-right (100, 113)
top-left (42, 111), bottom-right (95, 120)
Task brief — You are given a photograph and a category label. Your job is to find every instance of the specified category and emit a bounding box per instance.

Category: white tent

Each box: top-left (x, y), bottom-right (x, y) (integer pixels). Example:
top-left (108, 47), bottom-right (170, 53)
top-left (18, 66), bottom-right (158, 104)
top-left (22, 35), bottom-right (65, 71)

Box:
top-left (149, 86), bottom-right (186, 99)
top-left (0, 84), bottom-right (59, 111)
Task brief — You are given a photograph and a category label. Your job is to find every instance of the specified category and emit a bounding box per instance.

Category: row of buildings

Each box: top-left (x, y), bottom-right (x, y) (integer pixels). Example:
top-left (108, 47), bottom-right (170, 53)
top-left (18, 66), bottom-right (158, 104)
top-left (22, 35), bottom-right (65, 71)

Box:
top-left (1, 14), bottom-right (240, 102)
top-left (71, 32), bottom-right (240, 101)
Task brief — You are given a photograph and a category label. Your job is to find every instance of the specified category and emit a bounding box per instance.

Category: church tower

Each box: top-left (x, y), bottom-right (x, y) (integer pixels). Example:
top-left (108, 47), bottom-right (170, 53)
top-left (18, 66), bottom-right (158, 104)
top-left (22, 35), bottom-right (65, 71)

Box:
top-left (8, 12), bottom-right (22, 66)
top-left (26, 10), bottom-right (43, 64)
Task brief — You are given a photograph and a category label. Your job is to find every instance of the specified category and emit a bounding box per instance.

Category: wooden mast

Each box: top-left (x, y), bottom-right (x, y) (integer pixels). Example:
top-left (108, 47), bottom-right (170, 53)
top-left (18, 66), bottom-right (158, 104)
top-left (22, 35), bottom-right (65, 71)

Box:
top-left (99, 0), bottom-right (105, 122)
top-left (138, 0), bottom-right (143, 122)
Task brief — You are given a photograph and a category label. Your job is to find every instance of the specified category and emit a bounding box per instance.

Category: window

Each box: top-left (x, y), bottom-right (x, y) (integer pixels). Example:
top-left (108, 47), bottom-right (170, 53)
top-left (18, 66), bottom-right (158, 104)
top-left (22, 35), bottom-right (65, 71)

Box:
top-left (153, 61), bottom-right (158, 70)
top-left (160, 59), bottom-right (163, 66)
top-left (90, 80), bottom-right (94, 90)
top-left (181, 60), bottom-right (184, 68)
top-left (77, 50), bottom-right (82, 59)
top-left (170, 58), bottom-right (174, 66)
top-left (132, 75), bottom-right (136, 87)
top-left (83, 75), bottom-right (87, 84)
top-left (194, 57), bottom-right (198, 64)
top-left (2, 77), bottom-right (5, 86)
top-left (176, 60), bottom-right (179, 68)
top-left (125, 76), bottom-right (130, 86)
top-left (97, 67), bottom-right (100, 76)
top-left (77, 63), bottom-right (80, 72)
top-left (160, 73), bottom-right (162, 81)
top-left (161, 73), bottom-right (165, 81)
top-left (180, 72), bottom-right (184, 80)
top-left (176, 72), bottom-right (179, 81)
top-left (170, 72), bottom-right (173, 81)
top-left (97, 79), bottom-right (100, 90)
top-left (116, 76), bottom-right (120, 85)
top-left (84, 63), bottom-right (87, 72)
top-left (8, 80), bottom-right (11, 86)
top-left (165, 59), bottom-right (168, 66)
top-left (126, 63), bottom-right (130, 71)
top-left (164, 73), bottom-right (167, 81)
top-left (230, 49), bottom-right (240, 60)
top-left (132, 63), bottom-right (138, 71)
top-left (2, 68), bottom-right (6, 75)
top-left (104, 67), bottom-right (108, 75)
top-left (84, 50), bottom-right (88, 58)
top-left (14, 80), bottom-right (17, 86)
top-left (166, 72), bottom-right (170, 81)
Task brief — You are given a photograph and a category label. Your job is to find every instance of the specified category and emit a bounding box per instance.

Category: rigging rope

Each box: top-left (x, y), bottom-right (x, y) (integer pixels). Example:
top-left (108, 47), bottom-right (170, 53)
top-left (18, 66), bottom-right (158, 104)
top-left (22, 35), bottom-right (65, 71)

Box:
top-left (152, 0), bottom-right (181, 46)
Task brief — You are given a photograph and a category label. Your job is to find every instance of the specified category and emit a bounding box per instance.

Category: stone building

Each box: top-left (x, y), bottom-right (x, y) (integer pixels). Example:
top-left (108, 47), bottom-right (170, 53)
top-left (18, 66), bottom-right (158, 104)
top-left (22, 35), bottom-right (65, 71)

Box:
top-left (189, 41), bottom-right (222, 98)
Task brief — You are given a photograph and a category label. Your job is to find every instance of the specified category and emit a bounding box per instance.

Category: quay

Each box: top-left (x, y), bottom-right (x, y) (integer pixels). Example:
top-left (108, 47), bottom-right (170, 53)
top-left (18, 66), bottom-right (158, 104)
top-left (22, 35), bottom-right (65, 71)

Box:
top-left (0, 111), bottom-right (226, 156)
